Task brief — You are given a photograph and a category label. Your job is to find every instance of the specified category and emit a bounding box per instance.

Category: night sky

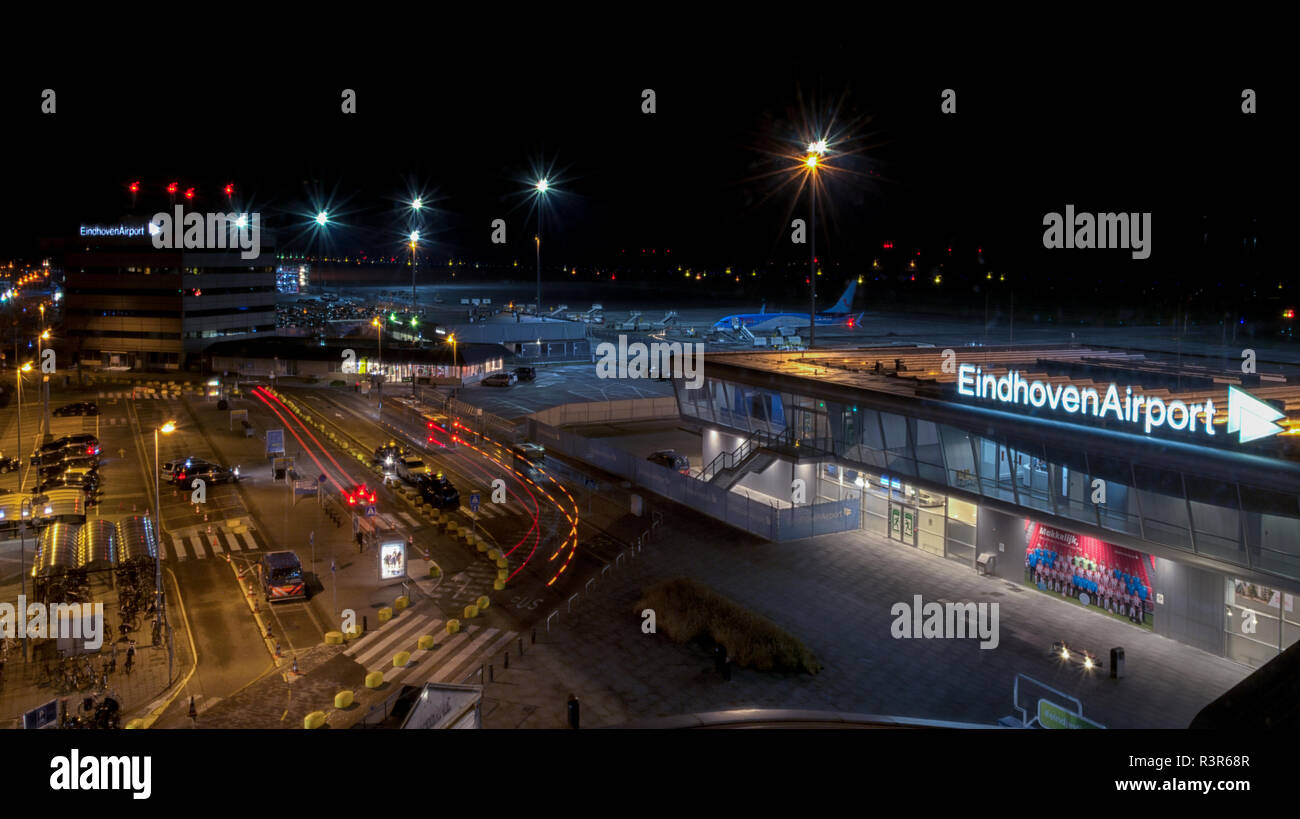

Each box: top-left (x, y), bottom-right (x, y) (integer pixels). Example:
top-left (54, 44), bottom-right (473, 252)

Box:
top-left (2, 41), bottom-right (1277, 318)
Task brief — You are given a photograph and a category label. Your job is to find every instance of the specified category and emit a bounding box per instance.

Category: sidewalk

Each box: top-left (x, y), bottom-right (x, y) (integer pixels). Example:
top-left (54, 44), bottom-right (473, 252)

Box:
top-left (0, 568), bottom-right (195, 729)
top-left (474, 511), bottom-right (1252, 729)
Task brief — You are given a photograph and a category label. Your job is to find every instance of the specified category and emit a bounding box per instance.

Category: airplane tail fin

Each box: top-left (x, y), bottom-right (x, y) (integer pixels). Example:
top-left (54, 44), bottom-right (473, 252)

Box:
top-left (825, 280), bottom-right (857, 315)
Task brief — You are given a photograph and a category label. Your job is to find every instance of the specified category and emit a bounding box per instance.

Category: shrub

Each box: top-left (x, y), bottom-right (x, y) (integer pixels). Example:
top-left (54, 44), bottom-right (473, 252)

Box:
top-left (633, 577), bottom-right (821, 674)
top-left (330, 380), bottom-right (346, 387)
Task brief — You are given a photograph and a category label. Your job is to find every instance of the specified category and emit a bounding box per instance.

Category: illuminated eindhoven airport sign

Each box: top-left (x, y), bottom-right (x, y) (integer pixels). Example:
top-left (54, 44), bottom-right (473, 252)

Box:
top-left (957, 365), bottom-right (1285, 445)
top-left (79, 223), bottom-right (147, 238)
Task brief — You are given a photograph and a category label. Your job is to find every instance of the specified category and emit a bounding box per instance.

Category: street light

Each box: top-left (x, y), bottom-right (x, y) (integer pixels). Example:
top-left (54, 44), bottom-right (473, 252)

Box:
top-left (154, 420), bottom-right (176, 673)
top-left (447, 333), bottom-right (457, 385)
top-left (533, 178), bottom-right (550, 315)
top-left (805, 139), bottom-right (827, 349)
top-left (16, 360), bottom-right (32, 605)
top-left (408, 230), bottom-right (420, 310)
top-left (371, 317), bottom-right (384, 408)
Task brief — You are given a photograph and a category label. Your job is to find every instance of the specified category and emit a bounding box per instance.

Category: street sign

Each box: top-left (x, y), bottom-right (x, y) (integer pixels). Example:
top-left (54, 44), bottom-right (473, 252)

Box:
top-left (266, 428), bottom-right (285, 458)
top-left (469, 492), bottom-right (480, 513)
top-left (1037, 698), bottom-right (1105, 729)
top-left (365, 504), bottom-right (377, 517)
top-left (22, 699), bottom-right (59, 730)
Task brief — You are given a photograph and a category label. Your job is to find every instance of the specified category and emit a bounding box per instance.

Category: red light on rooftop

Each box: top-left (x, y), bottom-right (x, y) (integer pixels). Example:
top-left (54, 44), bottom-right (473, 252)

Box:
top-left (129, 181), bottom-right (140, 194)
top-left (184, 187), bottom-right (195, 200)
top-left (224, 183), bottom-right (234, 196)
top-left (167, 182), bottom-right (178, 194)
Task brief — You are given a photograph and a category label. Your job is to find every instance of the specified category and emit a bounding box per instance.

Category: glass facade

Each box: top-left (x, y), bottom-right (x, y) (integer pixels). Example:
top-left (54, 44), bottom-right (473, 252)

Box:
top-left (1224, 579), bottom-right (1300, 668)
top-left (679, 375), bottom-right (1300, 584)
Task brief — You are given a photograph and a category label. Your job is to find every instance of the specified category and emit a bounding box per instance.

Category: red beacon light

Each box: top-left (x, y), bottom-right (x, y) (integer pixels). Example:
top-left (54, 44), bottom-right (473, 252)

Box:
top-left (184, 187), bottom-right (195, 201)
top-left (129, 181), bottom-right (140, 194)
top-left (167, 182), bottom-right (178, 194)
top-left (224, 183), bottom-right (234, 196)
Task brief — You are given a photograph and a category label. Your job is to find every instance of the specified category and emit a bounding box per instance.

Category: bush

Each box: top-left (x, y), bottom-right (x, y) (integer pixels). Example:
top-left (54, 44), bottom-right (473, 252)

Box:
top-left (633, 578), bottom-right (821, 674)
top-left (330, 380), bottom-right (346, 387)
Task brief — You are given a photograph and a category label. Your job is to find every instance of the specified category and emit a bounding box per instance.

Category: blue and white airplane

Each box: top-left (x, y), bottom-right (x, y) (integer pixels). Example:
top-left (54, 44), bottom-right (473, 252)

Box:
top-left (713, 280), bottom-right (862, 334)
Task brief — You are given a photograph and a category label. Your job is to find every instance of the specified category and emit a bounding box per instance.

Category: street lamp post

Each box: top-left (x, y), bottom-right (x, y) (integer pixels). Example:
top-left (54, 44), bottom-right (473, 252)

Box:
top-left (534, 178), bottom-right (549, 315)
top-left (448, 333), bottom-right (457, 386)
top-left (805, 142), bottom-right (826, 349)
top-left (154, 421), bottom-right (176, 672)
top-left (16, 360), bottom-right (31, 604)
top-left (38, 305), bottom-right (49, 424)
top-left (371, 317), bottom-right (384, 410)
top-left (410, 199), bottom-right (422, 309)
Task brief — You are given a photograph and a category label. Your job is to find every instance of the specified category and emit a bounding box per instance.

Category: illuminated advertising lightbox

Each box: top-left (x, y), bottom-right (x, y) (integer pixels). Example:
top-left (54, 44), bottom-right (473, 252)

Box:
top-left (379, 540), bottom-right (407, 583)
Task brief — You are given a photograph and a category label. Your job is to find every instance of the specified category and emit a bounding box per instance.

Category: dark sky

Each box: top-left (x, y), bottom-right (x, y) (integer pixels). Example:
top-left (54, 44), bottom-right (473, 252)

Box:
top-left (2, 39), bottom-right (1279, 315)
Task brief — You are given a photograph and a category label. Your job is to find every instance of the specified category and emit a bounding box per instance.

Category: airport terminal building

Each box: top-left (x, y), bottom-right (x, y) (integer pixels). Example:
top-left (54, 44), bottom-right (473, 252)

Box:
top-left (674, 345), bottom-right (1300, 666)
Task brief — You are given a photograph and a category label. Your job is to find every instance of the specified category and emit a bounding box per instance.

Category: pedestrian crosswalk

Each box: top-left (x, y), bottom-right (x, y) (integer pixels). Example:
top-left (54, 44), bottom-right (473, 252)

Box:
top-left (342, 610), bottom-right (517, 688)
top-left (161, 521), bottom-right (271, 561)
top-left (459, 503), bottom-right (511, 520)
top-left (97, 391), bottom-right (187, 400)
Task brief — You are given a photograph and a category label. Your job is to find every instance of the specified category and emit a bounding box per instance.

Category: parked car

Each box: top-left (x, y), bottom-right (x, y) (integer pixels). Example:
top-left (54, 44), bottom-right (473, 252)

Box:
top-left (417, 473), bottom-right (460, 509)
top-left (37, 472), bottom-right (101, 495)
top-left (33, 435), bottom-right (101, 464)
top-left (38, 456), bottom-right (100, 481)
top-left (513, 366), bottom-right (536, 382)
top-left (32, 443), bottom-right (101, 467)
top-left (0, 454), bottom-right (18, 474)
top-left (52, 402), bottom-right (99, 417)
top-left (173, 463), bottom-right (239, 485)
top-left (646, 450), bottom-right (691, 475)
top-left (482, 372), bottom-right (517, 387)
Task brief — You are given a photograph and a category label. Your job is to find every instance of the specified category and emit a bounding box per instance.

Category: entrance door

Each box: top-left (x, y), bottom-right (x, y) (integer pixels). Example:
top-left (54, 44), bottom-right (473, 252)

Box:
top-left (889, 502), bottom-right (917, 547)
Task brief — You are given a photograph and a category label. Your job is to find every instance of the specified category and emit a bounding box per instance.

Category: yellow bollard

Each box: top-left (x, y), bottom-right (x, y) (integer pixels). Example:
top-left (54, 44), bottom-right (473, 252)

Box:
top-left (476, 595), bottom-right (491, 610)
top-left (377, 607), bottom-right (393, 623)
top-left (393, 650), bottom-right (411, 668)
top-left (394, 596), bottom-right (410, 611)
top-left (334, 691), bottom-right (354, 709)
top-left (464, 604), bottom-right (480, 619)
top-left (344, 626), bottom-right (364, 641)
top-left (418, 634), bottom-right (435, 650)
top-left (324, 631), bottom-right (344, 645)
top-left (429, 565), bottom-right (441, 578)
top-left (304, 711), bottom-right (328, 729)
top-left (365, 671), bottom-right (384, 689)
top-left (496, 557), bottom-right (508, 568)
top-left (125, 719), bottom-right (144, 730)
top-left (446, 619), bottom-right (461, 634)
top-left (494, 579), bottom-right (505, 591)
top-left (487, 549), bottom-right (500, 561)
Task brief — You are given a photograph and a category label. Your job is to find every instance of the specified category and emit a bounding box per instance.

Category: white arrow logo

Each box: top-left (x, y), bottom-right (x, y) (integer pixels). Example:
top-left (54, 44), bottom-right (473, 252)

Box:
top-left (1227, 386), bottom-right (1284, 443)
